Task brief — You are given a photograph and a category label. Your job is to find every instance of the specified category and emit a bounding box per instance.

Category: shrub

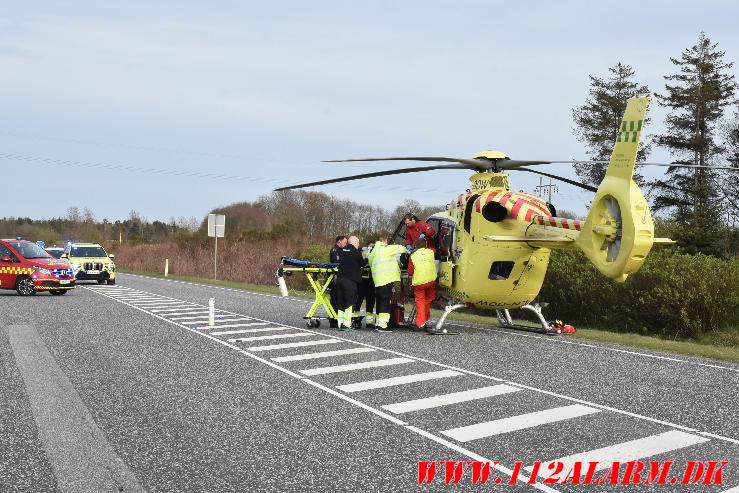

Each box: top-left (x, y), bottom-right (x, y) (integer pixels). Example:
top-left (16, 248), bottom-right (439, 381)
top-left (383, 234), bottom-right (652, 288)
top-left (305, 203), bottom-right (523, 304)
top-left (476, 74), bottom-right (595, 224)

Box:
top-left (539, 249), bottom-right (739, 339)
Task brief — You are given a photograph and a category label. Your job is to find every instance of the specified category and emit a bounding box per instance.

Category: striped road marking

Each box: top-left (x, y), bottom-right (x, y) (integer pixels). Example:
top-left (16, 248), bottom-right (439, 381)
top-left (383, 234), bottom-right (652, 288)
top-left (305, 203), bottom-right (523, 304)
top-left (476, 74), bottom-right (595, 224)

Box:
top-left (195, 322), bottom-right (266, 330)
top-left (336, 369), bottom-right (463, 393)
top-left (247, 339), bottom-right (343, 352)
top-left (271, 347), bottom-right (375, 363)
top-left (228, 332), bottom-right (314, 343)
top-left (299, 357), bottom-right (414, 376)
top-left (381, 384), bottom-right (522, 414)
top-left (441, 404), bottom-right (600, 442)
top-left (524, 430), bottom-right (710, 477)
top-left (210, 327), bottom-right (289, 336)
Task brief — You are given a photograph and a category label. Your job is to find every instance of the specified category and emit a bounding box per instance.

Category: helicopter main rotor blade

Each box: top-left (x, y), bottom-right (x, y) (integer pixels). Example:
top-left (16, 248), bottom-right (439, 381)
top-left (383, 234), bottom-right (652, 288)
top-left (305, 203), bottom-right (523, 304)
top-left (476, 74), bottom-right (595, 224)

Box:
top-left (323, 156), bottom-right (489, 170)
top-left (576, 160), bottom-right (739, 171)
top-left (274, 163), bottom-right (475, 191)
top-left (509, 168), bottom-right (598, 193)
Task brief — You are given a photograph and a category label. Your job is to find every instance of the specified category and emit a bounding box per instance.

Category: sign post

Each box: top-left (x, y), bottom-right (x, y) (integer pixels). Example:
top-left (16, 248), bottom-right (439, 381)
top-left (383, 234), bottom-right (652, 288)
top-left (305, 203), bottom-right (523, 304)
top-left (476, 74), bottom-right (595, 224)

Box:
top-left (207, 214), bottom-right (225, 280)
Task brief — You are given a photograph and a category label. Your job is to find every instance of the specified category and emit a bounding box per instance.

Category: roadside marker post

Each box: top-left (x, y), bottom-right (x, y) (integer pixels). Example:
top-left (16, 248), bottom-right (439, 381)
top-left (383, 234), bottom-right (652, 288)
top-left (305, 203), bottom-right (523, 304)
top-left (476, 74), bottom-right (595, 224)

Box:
top-left (208, 298), bottom-right (215, 327)
top-left (164, 258), bottom-right (169, 277)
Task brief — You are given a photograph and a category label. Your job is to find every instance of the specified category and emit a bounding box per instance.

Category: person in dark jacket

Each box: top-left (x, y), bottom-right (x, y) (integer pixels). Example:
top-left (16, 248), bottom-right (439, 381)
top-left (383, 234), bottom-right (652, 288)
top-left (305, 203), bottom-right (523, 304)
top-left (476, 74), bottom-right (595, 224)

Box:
top-left (328, 235), bottom-right (347, 328)
top-left (353, 240), bottom-right (376, 328)
top-left (336, 236), bottom-right (363, 330)
top-left (403, 213), bottom-right (435, 251)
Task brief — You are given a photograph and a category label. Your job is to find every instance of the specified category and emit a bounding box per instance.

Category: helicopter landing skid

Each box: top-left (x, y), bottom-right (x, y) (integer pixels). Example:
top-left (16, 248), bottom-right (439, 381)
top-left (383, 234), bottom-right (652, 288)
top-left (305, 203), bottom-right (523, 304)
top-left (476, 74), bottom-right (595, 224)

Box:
top-left (496, 305), bottom-right (561, 335)
top-left (427, 302), bottom-right (464, 335)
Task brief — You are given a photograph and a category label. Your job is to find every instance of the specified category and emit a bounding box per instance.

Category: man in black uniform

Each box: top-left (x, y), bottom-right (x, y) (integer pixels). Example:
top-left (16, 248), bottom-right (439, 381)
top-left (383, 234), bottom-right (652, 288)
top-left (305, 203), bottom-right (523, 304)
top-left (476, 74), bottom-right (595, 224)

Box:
top-left (336, 236), bottom-right (363, 331)
top-left (353, 240), bottom-right (376, 328)
top-left (328, 235), bottom-right (347, 328)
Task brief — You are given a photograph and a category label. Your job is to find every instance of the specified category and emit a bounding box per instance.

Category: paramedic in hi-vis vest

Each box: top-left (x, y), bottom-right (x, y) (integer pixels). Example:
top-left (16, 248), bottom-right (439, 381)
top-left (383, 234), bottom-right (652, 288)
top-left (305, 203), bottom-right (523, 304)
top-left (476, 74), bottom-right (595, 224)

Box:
top-left (407, 238), bottom-right (437, 330)
top-left (368, 235), bottom-right (406, 331)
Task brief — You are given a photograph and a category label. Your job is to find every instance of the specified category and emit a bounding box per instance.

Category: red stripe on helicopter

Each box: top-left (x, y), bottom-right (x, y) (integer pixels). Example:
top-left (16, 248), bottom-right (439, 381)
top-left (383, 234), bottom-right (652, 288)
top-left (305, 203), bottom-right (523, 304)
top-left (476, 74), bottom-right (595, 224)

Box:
top-left (499, 192), bottom-right (513, 206)
top-left (510, 199), bottom-right (525, 218)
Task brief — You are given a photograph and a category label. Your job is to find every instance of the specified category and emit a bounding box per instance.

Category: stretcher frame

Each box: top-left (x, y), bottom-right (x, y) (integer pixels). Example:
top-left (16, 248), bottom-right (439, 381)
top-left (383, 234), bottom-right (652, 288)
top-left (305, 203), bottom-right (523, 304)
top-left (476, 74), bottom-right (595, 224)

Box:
top-left (280, 265), bottom-right (338, 328)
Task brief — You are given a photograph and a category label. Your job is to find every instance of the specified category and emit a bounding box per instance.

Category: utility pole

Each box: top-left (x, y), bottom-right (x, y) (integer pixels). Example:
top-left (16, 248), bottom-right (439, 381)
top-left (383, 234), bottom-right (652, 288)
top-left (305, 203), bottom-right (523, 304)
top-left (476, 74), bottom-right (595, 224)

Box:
top-left (534, 177), bottom-right (558, 204)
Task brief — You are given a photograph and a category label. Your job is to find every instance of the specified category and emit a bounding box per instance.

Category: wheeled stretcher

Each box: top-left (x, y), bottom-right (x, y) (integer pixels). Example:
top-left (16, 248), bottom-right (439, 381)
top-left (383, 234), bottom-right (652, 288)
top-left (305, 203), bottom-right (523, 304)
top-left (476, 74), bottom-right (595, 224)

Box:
top-left (277, 257), bottom-right (338, 328)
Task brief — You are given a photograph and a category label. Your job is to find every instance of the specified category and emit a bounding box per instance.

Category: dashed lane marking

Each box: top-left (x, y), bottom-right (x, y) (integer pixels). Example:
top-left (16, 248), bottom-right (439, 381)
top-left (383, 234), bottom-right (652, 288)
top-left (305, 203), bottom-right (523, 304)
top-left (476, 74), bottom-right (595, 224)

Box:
top-left (246, 339), bottom-right (343, 352)
top-left (228, 332), bottom-right (314, 343)
top-left (271, 347), bottom-right (375, 363)
top-left (440, 404), bottom-right (601, 442)
top-left (298, 357), bottom-right (414, 376)
top-left (525, 430), bottom-right (710, 478)
top-left (210, 327), bottom-right (289, 336)
top-left (336, 369), bottom-right (464, 393)
top-left (381, 384), bottom-right (522, 414)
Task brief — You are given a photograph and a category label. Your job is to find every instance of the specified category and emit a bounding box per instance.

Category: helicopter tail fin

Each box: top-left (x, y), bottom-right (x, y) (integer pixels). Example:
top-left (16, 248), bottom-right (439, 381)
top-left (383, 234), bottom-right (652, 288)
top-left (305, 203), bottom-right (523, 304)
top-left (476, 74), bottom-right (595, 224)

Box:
top-left (575, 97), bottom-right (668, 282)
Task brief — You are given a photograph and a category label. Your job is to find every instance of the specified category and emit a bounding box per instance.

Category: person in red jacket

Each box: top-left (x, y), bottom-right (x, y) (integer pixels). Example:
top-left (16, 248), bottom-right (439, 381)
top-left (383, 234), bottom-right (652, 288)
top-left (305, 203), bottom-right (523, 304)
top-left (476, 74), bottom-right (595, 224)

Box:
top-left (403, 213), bottom-right (435, 251)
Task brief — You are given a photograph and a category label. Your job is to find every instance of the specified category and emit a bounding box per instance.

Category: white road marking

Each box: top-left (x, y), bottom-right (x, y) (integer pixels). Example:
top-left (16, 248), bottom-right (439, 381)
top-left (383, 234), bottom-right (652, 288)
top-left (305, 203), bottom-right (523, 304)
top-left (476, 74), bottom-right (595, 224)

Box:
top-left (404, 425), bottom-right (561, 493)
top-left (155, 311), bottom-right (208, 317)
top-left (272, 347), bottom-right (375, 363)
top-left (150, 308), bottom-right (206, 313)
top-left (168, 316), bottom-right (244, 322)
top-left (382, 384), bottom-right (522, 414)
top-left (299, 357), bottom-right (415, 376)
top-left (90, 278), bottom-right (739, 468)
top-left (129, 301), bottom-right (187, 305)
top-left (718, 486), bottom-right (739, 492)
top-left (210, 327), bottom-right (289, 336)
top-left (229, 332), bottom-right (314, 343)
top-left (524, 430), bottom-right (710, 477)
top-left (195, 322), bottom-right (268, 330)
top-left (337, 369), bottom-right (463, 393)
top-left (441, 404), bottom-right (600, 442)
top-left (247, 339), bottom-right (343, 352)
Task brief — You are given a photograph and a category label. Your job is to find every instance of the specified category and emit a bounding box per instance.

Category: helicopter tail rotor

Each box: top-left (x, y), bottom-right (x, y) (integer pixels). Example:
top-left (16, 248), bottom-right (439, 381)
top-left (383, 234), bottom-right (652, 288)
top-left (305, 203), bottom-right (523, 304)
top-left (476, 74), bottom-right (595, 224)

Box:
top-left (575, 97), bottom-right (673, 282)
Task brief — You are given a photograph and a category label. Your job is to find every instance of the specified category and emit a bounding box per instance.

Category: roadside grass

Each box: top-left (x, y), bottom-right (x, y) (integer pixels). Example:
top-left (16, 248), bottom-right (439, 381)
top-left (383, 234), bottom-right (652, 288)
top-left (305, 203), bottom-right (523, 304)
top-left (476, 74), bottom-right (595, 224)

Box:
top-left (120, 269), bottom-right (739, 364)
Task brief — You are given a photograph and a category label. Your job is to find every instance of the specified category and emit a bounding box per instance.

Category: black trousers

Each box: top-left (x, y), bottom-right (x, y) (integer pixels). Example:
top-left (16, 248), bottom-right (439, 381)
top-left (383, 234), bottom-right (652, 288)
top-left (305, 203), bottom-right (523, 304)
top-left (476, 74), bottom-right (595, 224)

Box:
top-left (335, 277), bottom-right (359, 312)
top-left (353, 278), bottom-right (376, 314)
top-left (328, 280), bottom-right (339, 327)
top-left (375, 283), bottom-right (393, 314)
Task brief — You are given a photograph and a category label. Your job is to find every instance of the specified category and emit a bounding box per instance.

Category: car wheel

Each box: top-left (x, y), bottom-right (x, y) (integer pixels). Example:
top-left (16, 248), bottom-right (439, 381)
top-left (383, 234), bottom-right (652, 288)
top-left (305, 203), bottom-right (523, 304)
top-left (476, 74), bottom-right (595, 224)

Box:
top-left (106, 279), bottom-right (116, 285)
top-left (15, 276), bottom-right (36, 296)
top-left (50, 290), bottom-right (68, 295)
top-left (97, 279), bottom-right (106, 284)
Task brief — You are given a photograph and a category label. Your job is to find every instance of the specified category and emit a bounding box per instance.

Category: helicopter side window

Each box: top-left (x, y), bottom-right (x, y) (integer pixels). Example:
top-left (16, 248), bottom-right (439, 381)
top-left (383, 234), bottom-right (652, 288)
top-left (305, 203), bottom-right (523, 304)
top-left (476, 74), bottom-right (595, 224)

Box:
top-left (489, 261), bottom-right (515, 280)
top-left (547, 202), bottom-right (557, 216)
top-left (438, 221), bottom-right (455, 261)
top-left (463, 194), bottom-right (480, 233)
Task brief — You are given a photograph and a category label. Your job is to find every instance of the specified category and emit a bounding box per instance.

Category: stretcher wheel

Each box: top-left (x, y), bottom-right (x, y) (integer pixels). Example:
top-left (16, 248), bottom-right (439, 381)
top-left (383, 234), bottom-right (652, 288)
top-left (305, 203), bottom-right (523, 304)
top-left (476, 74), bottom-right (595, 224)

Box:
top-left (306, 319), bottom-right (321, 329)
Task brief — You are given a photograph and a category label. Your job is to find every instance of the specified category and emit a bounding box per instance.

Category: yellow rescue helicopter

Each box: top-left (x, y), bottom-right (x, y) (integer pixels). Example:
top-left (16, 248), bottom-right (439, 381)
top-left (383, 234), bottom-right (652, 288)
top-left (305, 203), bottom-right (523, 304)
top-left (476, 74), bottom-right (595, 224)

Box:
top-left (277, 97), bottom-right (737, 334)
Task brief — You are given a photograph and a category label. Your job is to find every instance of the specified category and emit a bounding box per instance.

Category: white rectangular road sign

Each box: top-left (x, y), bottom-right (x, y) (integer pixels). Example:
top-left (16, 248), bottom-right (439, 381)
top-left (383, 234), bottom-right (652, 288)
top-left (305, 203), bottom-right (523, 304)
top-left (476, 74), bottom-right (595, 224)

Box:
top-left (207, 214), bottom-right (225, 237)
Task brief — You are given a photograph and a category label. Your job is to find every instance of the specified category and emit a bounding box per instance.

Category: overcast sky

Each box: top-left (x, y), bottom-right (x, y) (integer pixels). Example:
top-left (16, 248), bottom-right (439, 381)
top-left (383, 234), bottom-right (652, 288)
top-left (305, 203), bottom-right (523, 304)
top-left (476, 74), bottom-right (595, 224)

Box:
top-left (1, 1), bottom-right (737, 223)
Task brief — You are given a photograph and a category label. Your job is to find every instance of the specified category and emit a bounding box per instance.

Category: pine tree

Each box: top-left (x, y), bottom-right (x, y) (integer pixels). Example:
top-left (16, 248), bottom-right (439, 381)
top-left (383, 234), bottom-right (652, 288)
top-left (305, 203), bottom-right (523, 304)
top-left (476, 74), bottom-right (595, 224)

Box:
top-left (572, 62), bottom-right (651, 185)
top-left (722, 113), bottom-right (739, 215)
top-left (652, 32), bottom-right (737, 256)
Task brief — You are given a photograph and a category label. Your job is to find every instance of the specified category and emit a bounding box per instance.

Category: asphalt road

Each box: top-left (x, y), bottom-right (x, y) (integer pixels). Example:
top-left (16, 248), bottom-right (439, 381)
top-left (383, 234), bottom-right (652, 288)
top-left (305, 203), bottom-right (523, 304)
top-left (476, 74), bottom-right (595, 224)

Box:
top-left (1, 272), bottom-right (738, 492)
